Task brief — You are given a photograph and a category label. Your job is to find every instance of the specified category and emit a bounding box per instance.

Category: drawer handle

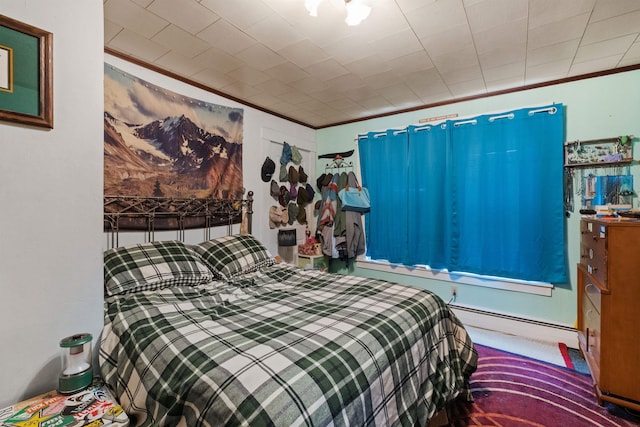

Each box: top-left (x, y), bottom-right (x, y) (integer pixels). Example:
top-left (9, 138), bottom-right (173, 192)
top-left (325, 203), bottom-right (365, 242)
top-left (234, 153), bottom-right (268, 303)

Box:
top-left (586, 325), bottom-right (596, 352)
top-left (586, 327), bottom-right (589, 350)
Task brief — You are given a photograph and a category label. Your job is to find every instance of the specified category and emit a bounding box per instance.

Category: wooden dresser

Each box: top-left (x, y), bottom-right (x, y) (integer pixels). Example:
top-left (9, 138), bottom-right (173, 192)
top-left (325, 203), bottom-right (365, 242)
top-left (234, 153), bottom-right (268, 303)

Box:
top-left (577, 218), bottom-right (640, 411)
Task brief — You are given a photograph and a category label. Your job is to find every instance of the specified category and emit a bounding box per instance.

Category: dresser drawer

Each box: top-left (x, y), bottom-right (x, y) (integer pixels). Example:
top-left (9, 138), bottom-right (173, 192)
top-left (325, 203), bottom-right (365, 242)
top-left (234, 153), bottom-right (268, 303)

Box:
top-left (581, 289), bottom-right (601, 367)
top-left (580, 221), bottom-right (608, 289)
top-left (584, 280), bottom-right (601, 314)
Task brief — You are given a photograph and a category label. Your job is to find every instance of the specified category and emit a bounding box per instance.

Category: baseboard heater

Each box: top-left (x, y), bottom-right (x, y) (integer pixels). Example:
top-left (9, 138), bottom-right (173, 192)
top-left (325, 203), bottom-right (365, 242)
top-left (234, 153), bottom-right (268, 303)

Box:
top-left (449, 303), bottom-right (578, 347)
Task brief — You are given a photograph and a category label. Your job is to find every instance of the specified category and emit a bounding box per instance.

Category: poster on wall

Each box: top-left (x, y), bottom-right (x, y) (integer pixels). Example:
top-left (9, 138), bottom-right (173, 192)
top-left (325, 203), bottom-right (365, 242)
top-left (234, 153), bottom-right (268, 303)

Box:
top-left (104, 63), bottom-right (243, 200)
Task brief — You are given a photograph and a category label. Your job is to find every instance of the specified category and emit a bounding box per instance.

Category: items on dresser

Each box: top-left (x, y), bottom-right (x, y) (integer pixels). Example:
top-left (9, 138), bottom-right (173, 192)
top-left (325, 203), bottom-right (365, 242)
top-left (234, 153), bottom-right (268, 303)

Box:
top-left (577, 218), bottom-right (640, 412)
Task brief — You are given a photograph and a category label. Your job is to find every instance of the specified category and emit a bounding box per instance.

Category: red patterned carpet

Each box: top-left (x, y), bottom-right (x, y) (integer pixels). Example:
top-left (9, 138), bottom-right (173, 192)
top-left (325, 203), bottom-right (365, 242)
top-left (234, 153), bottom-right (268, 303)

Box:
top-left (449, 345), bottom-right (640, 426)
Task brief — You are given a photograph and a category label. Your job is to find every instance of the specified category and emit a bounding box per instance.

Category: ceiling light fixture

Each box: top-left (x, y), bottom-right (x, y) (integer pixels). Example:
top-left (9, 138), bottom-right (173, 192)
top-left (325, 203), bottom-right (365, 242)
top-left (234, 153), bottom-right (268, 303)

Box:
top-left (305, 0), bottom-right (322, 17)
top-left (305, 0), bottom-right (371, 26)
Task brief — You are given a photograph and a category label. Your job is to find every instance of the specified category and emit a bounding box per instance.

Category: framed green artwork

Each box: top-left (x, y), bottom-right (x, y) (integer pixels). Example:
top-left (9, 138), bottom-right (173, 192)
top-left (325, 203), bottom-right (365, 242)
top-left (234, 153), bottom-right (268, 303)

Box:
top-left (0, 15), bottom-right (52, 129)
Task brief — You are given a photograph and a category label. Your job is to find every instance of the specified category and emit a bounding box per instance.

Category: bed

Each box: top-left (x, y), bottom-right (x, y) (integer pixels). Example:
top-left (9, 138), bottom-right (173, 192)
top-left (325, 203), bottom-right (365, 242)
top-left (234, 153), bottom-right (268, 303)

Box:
top-left (99, 234), bottom-right (477, 427)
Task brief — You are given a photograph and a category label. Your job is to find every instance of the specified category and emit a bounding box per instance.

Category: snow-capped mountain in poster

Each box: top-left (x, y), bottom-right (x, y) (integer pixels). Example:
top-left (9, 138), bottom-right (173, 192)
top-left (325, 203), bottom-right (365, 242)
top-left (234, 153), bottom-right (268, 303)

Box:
top-left (104, 63), bottom-right (243, 199)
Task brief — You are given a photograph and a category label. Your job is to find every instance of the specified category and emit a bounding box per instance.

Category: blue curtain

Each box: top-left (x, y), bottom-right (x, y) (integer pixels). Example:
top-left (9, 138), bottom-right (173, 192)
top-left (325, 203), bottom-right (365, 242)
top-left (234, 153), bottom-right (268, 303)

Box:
top-left (359, 130), bottom-right (409, 263)
top-left (406, 124), bottom-right (449, 269)
top-left (358, 104), bottom-right (567, 284)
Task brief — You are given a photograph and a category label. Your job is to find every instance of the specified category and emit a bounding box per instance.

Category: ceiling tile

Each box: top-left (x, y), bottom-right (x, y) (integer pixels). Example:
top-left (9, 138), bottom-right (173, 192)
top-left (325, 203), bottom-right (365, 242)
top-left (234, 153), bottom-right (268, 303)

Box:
top-left (197, 20), bottom-right (257, 55)
top-left (325, 97), bottom-right (363, 112)
top-left (569, 54), bottom-right (624, 76)
top-left (244, 14), bottom-right (306, 52)
top-left (356, 95), bottom-right (395, 113)
top-left (147, 0), bottom-right (219, 34)
top-left (309, 88), bottom-right (346, 104)
top-left (483, 61), bottom-right (525, 83)
top-left (356, 2), bottom-right (415, 42)
top-left (320, 36), bottom-right (373, 64)
top-left (581, 10), bottom-right (640, 45)
top-left (420, 25), bottom-right (474, 59)
top-left (225, 65), bottom-right (271, 86)
top-left (152, 25), bottom-right (210, 58)
top-left (396, 0), bottom-right (438, 13)
top-left (528, 0), bottom-right (595, 29)
top-left (431, 44), bottom-right (480, 74)
top-left (199, 0), bottom-right (275, 30)
top-left (574, 34), bottom-right (637, 64)
top-left (278, 89), bottom-right (315, 106)
top-left (154, 51), bottom-right (207, 77)
top-left (345, 85), bottom-right (383, 102)
top-left (479, 42), bottom-right (527, 69)
top-left (344, 54), bottom-right (393, 79)
top-left (253, 79), bottom-right (295, 97)
top-left (465, 0), bottom-right (527, 33)
top-left (485, 76), bottom-right (525, 92)
top-left (192, 47), bottom-right (244, 74)
top-left (104, 19), bottom-right (123, 43)
top-left (406, 0), bottom-right (467, 39)
top-left (369, 28), bottom-right (424, 61)
top-left (104, 0), bottom-right (169, 38)
top-left (619, 41), bottom-right (640, 66)
top-left (440, 63), bottom-right (483, 85)
top-left (525, 58), bottom-right (572, 83)
top-left (246, 93), bottom-right (286, 110)
top-left (390, 51), bottom-right (435, 77)
top-left (323, 73), bottom-right (366, 93)
top-left (589, 0), bottom-right (640, 23)
top-left (190, 68), bottom-right (235, 89)
top-left (473, 19), bottom-right (527, 55)
top-left (377, 82), bottom-right (420, 106)
top-left (219, 80), bottom-right (262, 98)
top-left (404, 68), bottom-right (450, 100)
top-left (107, 28), bottom-right (169, 62)
top-left (277, 40), bottom-right (331, 69)
top-left (264, 62), bottom-right (310, 84)
top-left (446, 78), bottom-right (487, 97)
top-left (362, 70), bottom-right (406, 90)
top-left (304, 59), bottom-right (350, 82)
top-left (419, 91), bottom-right (454, 106)
top-left (528, 13), bottom-right (591, 51)
top-left (234, 44), bottom-right (288, 71)
top-left (526, 39), bottom-right (580, 67)
top-left (288, 76), bottom-right (331, 94)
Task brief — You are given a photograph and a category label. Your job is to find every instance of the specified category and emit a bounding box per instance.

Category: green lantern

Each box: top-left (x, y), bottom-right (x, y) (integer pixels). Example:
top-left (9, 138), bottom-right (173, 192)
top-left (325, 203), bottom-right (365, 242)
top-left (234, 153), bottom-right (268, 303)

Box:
top-left (58, 333), bottom-right (93, 394)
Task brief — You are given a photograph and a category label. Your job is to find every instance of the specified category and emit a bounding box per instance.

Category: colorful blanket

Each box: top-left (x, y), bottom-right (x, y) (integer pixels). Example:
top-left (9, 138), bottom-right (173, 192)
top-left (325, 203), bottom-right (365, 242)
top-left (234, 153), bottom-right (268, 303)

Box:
top-left (100, 263), bottom-right (477, 426)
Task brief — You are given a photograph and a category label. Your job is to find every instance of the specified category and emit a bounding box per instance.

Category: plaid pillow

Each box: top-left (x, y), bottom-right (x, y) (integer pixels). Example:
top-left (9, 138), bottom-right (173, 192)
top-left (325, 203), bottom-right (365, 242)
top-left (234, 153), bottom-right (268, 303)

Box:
top-left (190, 234), bottom-right (275, 280)
top-left (104, 240), bottom-right (215, 296)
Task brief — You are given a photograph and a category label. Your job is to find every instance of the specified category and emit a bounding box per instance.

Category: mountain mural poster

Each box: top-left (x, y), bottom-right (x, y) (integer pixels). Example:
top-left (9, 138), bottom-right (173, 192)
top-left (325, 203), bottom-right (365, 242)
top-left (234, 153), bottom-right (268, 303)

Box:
top-left (104, 63), bottom-right (243, 200)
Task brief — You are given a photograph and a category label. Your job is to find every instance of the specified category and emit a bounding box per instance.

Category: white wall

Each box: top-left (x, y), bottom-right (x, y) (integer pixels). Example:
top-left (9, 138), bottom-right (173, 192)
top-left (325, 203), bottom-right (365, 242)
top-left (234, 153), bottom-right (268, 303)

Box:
top-left (0, 0), bottom-right (104, 406)
top-left (0, 2), bottom-right (315, 408)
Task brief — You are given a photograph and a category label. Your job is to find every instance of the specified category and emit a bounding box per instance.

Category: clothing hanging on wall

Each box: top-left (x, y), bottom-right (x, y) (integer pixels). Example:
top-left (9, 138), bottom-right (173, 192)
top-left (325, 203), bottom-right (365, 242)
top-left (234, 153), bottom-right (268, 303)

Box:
top-left (316, 171), bottom-right (365, 265)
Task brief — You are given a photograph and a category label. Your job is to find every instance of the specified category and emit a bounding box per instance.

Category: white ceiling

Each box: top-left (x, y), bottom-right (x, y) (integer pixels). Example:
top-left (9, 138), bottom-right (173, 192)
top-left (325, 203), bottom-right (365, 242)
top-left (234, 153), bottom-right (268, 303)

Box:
top-left (103, 0), bottom-right (640, 128)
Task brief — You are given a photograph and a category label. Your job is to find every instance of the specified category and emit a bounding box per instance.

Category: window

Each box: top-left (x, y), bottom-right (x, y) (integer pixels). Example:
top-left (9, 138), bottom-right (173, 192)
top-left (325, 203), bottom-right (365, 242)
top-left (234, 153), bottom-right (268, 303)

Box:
top-left (358, 104), bottom-right (567, 284)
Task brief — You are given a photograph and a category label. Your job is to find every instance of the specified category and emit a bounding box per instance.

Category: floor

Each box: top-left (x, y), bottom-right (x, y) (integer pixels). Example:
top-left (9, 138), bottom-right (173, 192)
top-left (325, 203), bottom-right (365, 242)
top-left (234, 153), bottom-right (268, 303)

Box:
top-left (464, 325), bottom-right (569, 367)
top-left (463, 325), bottom-right (640, 423)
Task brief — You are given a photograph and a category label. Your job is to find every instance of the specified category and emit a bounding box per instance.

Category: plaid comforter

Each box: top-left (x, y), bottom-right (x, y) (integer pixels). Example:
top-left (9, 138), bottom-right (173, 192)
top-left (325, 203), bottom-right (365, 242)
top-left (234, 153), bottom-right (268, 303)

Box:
top-left (100, 264), bottom-right (477, 427)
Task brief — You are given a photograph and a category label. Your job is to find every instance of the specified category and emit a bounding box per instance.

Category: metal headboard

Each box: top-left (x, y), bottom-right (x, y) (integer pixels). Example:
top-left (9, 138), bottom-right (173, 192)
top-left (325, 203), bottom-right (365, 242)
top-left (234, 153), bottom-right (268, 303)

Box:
top-left (104, 191), bottom-right (253, 247)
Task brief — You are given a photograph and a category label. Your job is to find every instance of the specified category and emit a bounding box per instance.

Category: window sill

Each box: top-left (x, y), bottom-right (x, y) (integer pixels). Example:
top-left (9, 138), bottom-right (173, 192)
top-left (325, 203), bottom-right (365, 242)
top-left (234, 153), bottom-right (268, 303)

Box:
top-left (356, 258), bottom-right (553, 296)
